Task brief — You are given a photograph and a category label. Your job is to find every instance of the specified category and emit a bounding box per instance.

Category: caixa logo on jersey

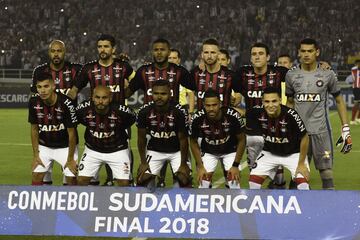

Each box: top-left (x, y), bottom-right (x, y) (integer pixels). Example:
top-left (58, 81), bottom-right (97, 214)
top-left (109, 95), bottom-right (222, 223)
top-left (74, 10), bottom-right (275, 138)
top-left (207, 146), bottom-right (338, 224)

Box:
top-left (296, 93), bottom-right (321, 102)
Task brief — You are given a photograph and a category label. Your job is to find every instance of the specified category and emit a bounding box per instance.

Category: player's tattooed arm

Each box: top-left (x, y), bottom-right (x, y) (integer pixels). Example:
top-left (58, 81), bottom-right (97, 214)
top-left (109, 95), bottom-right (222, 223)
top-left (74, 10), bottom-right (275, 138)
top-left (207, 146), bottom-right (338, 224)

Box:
top-left (65, 128), bottom-right (77, 175)
top-left (30, 124), bottom-right (45, 171)
top-left (189, 137), bottom-right (207, 185)
top-left (295, 134), bottom-right (310, 181)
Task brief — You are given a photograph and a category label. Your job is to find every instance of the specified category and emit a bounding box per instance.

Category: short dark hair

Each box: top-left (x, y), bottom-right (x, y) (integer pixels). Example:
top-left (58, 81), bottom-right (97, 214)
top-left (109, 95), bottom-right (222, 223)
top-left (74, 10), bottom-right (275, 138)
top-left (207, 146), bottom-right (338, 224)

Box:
top-left (203, 89), bottom-right (220, 100)
top-left (170, 48), bottom-right (181, 59)
top-left (202, 38), bottom-right (219, 47)
top-left (299, 38), bottom-right (319, 49)
top-left (251, 42), bottom-right (270, 55)
top-left (97, 34), bottom-right (116, 47)
top-left (36, 72), bottom-right (53, 83)
top-left (219, 49), bottom-right (230, 60)
top-left (277, 54), bottom-right (291, 60)
top-left (152, 79), bottom-right (170, 89)
top-left (153, 38), bottom-right (171, 48)
top-left (263, 87), bottom-right (281, 97)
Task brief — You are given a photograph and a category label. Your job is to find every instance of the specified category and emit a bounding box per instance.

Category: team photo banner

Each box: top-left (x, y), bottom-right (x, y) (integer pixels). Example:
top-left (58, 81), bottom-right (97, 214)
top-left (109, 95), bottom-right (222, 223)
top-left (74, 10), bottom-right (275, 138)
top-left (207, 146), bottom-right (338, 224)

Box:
top-left (1, 186), bottom-right (360, 239)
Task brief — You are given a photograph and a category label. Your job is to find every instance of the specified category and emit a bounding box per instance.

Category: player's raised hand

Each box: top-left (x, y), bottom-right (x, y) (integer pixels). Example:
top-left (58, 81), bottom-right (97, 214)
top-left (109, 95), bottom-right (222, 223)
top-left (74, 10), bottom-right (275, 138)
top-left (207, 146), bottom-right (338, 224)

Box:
top-left (31, 156), bottom-right (45, 171)
top-left (295, 163), bottom-right (310, 181)
top-left (336, 124), bottom-right (352, 154)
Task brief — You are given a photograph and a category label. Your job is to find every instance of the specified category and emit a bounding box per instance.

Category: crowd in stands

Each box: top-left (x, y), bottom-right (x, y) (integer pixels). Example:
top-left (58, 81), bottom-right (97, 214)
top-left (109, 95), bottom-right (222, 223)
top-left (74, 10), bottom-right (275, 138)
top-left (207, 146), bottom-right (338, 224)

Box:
top-left (0, 0), bottom-right (358, 70)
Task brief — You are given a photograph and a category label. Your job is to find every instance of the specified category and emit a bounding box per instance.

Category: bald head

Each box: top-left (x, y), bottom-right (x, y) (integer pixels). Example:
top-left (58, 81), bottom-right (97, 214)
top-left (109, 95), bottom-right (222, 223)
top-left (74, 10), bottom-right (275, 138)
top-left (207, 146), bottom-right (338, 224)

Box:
top-left (92, 86), bottom-right (112, 113)
top-left (48, 40), bottom-right (66, 67)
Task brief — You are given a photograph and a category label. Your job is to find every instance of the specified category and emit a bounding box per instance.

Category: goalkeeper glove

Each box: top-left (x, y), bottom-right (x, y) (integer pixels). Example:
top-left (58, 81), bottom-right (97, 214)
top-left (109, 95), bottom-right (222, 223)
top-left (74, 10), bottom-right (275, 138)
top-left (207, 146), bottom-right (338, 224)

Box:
top-left (336, 124), bottom-right (352, 154)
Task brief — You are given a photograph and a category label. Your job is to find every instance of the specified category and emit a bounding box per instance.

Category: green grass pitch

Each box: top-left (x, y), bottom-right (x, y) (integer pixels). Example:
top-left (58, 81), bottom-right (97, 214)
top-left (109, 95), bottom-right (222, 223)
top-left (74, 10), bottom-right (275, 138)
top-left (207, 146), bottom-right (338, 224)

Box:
top-left (0, 108), bottom-right (359, 239)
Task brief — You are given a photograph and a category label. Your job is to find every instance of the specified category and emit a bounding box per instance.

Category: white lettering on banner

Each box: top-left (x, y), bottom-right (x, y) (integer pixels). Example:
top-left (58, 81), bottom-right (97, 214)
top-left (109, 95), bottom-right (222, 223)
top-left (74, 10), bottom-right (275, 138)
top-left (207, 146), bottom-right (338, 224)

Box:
top-left (108, 193), bottom-right (302, 214)
top-left (94, 217), bottom-right (154, 233)
top-left (0, 94), bottom-right (29, 103)
top-left (7, 191), bottom-right (98, 211)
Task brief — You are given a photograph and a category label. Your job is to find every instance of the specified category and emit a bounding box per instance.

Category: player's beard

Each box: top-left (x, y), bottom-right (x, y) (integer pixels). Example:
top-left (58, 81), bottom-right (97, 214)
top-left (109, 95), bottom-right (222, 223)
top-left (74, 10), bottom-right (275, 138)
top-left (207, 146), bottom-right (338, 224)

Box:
top-left (51, 57), bottom-right (63, 66)
top-left (99, 52), bottom-right (111, 60)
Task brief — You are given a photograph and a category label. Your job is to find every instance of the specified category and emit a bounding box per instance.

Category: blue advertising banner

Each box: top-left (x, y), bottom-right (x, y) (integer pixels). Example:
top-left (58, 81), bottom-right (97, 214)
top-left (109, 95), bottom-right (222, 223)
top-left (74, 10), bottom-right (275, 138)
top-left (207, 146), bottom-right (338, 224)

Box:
top-left (1, 186), bottom-right (360, 239)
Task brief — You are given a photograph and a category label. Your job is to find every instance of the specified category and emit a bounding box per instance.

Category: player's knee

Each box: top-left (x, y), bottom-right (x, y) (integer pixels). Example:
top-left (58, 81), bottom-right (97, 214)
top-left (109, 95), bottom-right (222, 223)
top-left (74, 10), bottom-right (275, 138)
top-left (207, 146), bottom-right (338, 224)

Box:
top-left (137, 173), bottom-right (155, 187)
top-left (175, 171), bottom-right (192, 188)
top-left (319, 169), bottom-right (334, 189)
top-left (32, 172), bottom-right (45, 183)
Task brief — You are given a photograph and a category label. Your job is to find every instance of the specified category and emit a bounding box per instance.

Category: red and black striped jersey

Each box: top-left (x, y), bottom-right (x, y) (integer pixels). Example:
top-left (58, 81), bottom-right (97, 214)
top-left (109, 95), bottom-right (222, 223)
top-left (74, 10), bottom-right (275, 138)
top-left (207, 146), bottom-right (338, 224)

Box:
top-left (28, 93), bottom-right (78, 148)
top-left (190, 107), bottom-right (245, 154)
top-left (351, 66), bottom-right (360, 88)
top-left (191, 65), bottom-right (237, 109)
top-left (31, 61), bottom-right (82, 95)
top-left (235, 65), bottom-right (288, 111)
top-left (246, 105), bottom-right (306, 156)
top-left (75, 59), bottom-right (134, 105)
top-left (76, 101), bottom-right (136, 153)
top-left (129, 62), bottom-right (194, 104)
top-left (136, 102), bottom-right (188, 153)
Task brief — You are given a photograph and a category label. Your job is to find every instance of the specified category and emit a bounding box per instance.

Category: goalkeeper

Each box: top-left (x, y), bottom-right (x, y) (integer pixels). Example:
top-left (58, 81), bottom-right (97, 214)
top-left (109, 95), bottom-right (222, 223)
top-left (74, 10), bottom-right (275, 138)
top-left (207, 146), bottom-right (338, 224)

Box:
top-left (285, 38), bottom-right (352, 190)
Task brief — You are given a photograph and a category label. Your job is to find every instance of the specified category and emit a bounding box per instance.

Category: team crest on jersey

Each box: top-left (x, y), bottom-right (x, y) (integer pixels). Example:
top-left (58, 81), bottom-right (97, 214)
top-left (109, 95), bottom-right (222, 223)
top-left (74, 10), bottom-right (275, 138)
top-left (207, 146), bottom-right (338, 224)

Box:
top-left (268, 71), bottom-right (276, 79)
top-left (55, 78), bottom-right (60, 84)
top-left (222, 119), bottom-right (230, 127)
top-left (65, 77), bottom-right (70, 82)
top-left (34, 104), bottom-right (43, 110)
top-left (214, 129), bottom-right (220, 135)
top-left (258, 80), bottom-right (263, 86)
top-left (115, 74), bottom-right (120, 78)
top-left (105, 75), bottom-right (110, 81)
top-left (160, 122), bottom-right (166, 128)
top-left (56, 114), bottom-right (62, 120)
top-left (99, 123), bottom-right (105, 129)
top-left (110, 121), bottom-right (115, 128)
top-left (316, 79), bottom-right (324, 87)
top-left (208, 81), bottom-right (213, 88)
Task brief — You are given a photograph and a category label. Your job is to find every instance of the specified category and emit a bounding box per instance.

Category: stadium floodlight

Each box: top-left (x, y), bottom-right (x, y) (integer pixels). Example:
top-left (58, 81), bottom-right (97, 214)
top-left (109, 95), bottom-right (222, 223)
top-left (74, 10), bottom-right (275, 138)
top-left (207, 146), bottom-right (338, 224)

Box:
top-left (1, 50), bottom-right (4, 54)
top-left (19, 38), bottom-right (23, 42)
top-left (4, 6), bottom-right (8, 10)
top-left (196, 5), bottom-right (200, 8)
top-left (136, 24), bottom-right (140, 28)
top-left (133, 41), bottom-right (137, 46)
top-left (83, 32), bottom-right (87, 36)
top-left (60, 8), bottom-right (64, 12)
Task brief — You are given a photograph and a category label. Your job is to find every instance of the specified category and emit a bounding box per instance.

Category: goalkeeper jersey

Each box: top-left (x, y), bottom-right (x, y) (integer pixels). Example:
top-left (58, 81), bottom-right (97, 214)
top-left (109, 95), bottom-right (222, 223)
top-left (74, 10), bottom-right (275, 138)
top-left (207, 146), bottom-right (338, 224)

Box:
top-left (285, 64), bottom-right (341, 135)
